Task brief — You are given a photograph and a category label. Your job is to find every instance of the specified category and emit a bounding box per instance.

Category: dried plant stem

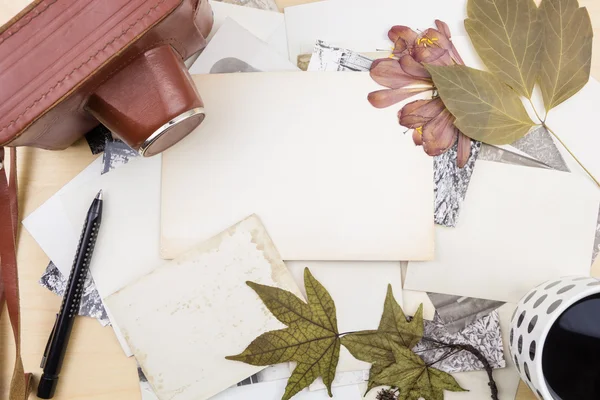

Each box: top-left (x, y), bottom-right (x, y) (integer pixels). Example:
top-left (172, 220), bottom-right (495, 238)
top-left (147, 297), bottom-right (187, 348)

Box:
top-left (421, 337), bottom-right (499, 400)
top-left (544, 124), bottom-right (600, 188)
top-left (527, 98), bottom-right (546, 124)
top-left (342, 330), bottom-right (499, 400)
top-left (525, 98), bottom-right (599, 188)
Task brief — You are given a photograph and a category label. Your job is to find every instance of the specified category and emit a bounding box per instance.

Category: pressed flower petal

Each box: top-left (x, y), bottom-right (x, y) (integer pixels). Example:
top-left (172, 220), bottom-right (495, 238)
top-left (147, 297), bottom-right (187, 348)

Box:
top-left (427, 52), bottom-right (454, 66)
top-left (422, 109), bottom-right (458, 156)
top-left (456, 132), bottom-right (472, 168)
top-left (434, 20), bottom-right (465, 65)
top-left (434, 20), bottom-right (452, 39)
top-left (399, 55), bottom-right (431, 78)
top-left (392, 39), bottom-right (409, 57)
top-left (389, 26), bottom-right (418, 57)
top-left (413, 47), bottom-right (453, 66)
top-left (368, 87), bottom-right (432, 109)
top-left (413, 127), bottom-right (424, 146)
top-left (400, 100), bottom-right (431, 127)
top-left (412, 46), bottom-right (443, 63)
top-left (370, 59), bottom-right (431, 89)
top-left (448, 44), bottom-right (465, 65)
top-left (399, 98), bottom-right (445, 128)
top-left (389, 25), bottom-right (418, 45)
top-left (371, 58), bottom-right (386, 69)
top-left (421, 29), bottom-right (452, 49)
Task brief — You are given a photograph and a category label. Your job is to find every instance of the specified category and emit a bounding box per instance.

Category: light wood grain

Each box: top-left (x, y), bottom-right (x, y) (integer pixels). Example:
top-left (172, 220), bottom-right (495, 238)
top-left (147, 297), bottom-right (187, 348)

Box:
top-left (0, 1), bottom-right (599, 399)
top-left (0, 0), bottom-right (31, 26)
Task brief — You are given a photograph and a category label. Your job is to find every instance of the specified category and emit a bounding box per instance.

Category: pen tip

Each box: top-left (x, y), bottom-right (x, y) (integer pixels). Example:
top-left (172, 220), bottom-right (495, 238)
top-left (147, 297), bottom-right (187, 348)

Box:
top-left (96, 190), bottom-right (103, 201)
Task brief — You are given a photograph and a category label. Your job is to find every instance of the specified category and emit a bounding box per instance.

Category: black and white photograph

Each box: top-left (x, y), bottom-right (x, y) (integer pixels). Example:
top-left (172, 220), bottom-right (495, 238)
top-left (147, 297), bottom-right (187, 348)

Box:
top-left (39, 262), bottom-right (110, 326)
top-left (307, 40), bottom-right (374, 72)
top-left (215, 0), bottom-right (278, 11)
top-left (510, 126), bottom-right (570, 172)
top-left (101, 139), bottom-right (139, 174)
top-left (235, 365), bottom-right (291, 387)
top-left (210, 57), bottom-right (262, 73)
top-left (427, 292), bottom-right (504, 334)
top-left (85, 125), bottom-right (113, 155)
top-left (433, 140), bottom-right (481, 227)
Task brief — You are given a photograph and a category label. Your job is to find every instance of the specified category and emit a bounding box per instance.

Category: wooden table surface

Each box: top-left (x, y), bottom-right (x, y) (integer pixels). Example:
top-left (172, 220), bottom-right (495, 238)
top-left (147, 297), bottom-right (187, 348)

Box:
top-left (1, 1), bottom-right (599, 399)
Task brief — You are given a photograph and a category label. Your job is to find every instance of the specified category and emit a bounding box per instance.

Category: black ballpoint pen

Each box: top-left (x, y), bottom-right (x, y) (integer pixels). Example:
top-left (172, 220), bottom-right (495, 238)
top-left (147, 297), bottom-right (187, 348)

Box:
top-left (37, 190), bottom-right (104, 399)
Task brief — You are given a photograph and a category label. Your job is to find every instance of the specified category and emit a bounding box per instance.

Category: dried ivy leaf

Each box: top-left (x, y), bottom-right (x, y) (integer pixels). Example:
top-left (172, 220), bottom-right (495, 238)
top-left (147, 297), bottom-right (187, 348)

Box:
top-left (465, 0), bottom-right (542, 98)
top-left (426, 64), bottom-right (537, 144)
top-left (539, 0), bottom-right (593, 111)
top-left (374, 341), bottom-right (466, 400)
top-left (341, 286), bottom-right (423, 392)
top-left (226, 268), bottom-right (340, 400)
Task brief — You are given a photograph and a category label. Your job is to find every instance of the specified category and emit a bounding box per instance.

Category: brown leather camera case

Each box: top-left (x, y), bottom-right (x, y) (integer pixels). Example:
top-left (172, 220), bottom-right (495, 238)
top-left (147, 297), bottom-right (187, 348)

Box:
top-left (0, 0), bottom-right (214, 155)
top-left (0, 2), bottom-right (213, 399)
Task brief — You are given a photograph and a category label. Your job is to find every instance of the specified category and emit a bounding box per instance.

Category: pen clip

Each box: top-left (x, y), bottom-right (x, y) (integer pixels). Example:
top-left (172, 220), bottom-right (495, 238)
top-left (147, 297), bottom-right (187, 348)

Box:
top-left (41, 313), bottom-right (59, 369)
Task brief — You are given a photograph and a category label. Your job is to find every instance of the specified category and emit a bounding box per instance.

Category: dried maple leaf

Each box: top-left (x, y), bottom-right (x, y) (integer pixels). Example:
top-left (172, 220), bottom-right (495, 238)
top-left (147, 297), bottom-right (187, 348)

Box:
top-left (226, 268), bottom-right (340, 400)
top-left (374, 341), bottom-right (466, 400)
top-left (341, 285), bottom-right (423, 392)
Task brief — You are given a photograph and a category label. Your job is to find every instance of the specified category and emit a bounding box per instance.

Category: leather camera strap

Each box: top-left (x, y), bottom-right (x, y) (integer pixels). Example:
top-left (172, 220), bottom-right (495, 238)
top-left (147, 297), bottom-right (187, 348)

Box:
top-left (0, 147), bottom-right (33, 400)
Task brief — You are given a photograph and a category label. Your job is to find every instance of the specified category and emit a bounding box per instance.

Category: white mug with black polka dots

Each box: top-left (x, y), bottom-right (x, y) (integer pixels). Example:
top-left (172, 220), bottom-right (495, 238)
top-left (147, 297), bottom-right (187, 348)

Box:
top-left (509, 276), bottom-right (600, 399)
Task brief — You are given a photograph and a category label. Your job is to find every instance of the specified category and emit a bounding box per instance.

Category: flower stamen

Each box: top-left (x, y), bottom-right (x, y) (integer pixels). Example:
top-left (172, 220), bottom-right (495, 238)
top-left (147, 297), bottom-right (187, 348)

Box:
top-left (417, 37), bottom-right (439, 47)
top-left (369, 21), bottom-right (472, 167)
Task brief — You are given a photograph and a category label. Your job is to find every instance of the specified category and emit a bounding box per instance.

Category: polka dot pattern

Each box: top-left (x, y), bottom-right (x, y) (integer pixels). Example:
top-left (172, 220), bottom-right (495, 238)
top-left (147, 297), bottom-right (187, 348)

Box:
top-left (557, 284), bottom-right (575, 294)
top-left (528, 315), bottom-right (537, 333)
top-left (509, 276), bottom-right (600, 399)
top-left (547, 299), bottom-right (562, 314)
top-left (533, 294), bottom-right (547, 308)
top-left (524, 290), bottom-right (536, 304)
top-left (529, 341), bottom-right (536, 361)
top-left (544, 281), bottom-right (560, 290)
top-left (517, 311), bottom-right (526, 328)
top-left (524, 362), bottom-right (531, 381)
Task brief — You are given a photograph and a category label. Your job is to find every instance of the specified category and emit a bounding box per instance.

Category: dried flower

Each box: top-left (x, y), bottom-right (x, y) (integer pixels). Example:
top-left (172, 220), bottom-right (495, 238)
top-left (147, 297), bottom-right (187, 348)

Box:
top-left (376, 388), bottom-right (398, 400)
top-left (369, 20), bottom-right (472, 167)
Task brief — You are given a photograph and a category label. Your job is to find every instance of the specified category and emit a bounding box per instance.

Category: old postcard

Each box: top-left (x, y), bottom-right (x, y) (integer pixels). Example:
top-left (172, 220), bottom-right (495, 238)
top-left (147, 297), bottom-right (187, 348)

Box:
top-left (23, 158), bottom-right (103, 278)
top-left (209, 1), bottom-right (288, 57)
top-left (189, 18), bottom-right (298, 74)
top-left (161, 72), bottom-right (434, 261)
top-left (405, 161), bottom-right (599, 303)
top-left (305, 40), bottom-right (480, 228)
top-left (60, 156), bottom-right (162, 300)
top-left (105, 216), bottom-right (303, 400)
